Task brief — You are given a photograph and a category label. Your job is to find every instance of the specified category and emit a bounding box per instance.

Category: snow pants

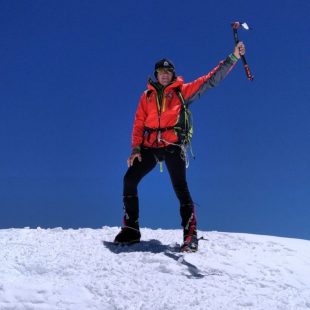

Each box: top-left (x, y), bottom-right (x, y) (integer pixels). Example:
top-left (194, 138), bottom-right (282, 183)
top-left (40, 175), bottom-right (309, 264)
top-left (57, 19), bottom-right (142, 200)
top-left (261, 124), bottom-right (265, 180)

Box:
top-left (122, 145), bottom-right (195, 230)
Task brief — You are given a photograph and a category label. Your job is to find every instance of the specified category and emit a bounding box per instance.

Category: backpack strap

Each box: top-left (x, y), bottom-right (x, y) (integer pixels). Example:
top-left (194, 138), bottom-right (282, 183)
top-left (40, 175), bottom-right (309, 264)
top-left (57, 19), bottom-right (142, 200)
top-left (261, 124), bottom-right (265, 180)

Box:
top-left (175, 87), bottom-right (186, 107)
top-left (174, 88), bottom-right (192, 143)
top-left (145, 89), bottom-right (153, 101)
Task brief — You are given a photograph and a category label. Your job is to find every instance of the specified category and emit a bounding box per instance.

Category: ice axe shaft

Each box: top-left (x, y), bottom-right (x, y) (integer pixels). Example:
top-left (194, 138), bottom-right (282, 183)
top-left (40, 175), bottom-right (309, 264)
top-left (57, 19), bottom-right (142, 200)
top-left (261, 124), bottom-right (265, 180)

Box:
top-left (231, 22), bottom-right (254, 81)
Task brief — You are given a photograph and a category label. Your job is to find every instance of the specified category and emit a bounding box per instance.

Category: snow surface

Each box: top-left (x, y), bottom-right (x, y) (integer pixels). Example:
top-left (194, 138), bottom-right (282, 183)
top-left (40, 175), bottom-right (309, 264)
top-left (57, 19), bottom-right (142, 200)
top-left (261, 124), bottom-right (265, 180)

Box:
top-left (0, 227), bottom-right (310, 310)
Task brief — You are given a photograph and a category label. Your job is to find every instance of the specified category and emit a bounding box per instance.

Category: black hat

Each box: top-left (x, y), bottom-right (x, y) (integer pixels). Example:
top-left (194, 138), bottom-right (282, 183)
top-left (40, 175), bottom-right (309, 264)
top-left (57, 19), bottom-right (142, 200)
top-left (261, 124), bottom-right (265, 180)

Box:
top-left (154, 58), bottom-right (175, 79)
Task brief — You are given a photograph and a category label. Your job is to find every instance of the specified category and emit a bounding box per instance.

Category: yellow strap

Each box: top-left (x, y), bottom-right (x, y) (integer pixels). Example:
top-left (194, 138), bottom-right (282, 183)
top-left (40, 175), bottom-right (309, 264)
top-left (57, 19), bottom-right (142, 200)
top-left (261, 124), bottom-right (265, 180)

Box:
top-left (162, 96), bottom-right (166, 112)
top-left (159, 161), bottom-right (163, 173)
top-left (156, 94), bottom-right (160, 112)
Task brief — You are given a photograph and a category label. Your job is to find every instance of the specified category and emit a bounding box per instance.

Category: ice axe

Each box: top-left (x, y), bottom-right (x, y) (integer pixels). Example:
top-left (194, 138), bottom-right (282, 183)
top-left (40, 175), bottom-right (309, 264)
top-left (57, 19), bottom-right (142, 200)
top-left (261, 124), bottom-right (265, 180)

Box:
top-left (231, 22), bottom-right (254, 81)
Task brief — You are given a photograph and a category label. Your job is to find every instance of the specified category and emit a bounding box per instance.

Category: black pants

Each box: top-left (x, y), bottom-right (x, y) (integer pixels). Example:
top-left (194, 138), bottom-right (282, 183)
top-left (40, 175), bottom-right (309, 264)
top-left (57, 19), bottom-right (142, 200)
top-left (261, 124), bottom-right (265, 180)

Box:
top-left (122, 145), bottom-right (194, 229)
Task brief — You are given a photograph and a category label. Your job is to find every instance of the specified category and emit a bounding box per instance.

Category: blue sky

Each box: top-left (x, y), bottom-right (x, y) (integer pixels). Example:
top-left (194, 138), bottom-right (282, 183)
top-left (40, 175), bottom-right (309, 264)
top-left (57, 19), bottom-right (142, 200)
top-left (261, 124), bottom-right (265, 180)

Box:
top-left (1, 0), bottom-right (309, 240)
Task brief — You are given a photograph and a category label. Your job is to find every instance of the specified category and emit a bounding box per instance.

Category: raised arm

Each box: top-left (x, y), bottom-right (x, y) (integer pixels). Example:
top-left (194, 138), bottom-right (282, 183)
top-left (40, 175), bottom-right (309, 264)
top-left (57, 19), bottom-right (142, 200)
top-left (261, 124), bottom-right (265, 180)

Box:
top-left (182, 42), bottom-right (245, 104)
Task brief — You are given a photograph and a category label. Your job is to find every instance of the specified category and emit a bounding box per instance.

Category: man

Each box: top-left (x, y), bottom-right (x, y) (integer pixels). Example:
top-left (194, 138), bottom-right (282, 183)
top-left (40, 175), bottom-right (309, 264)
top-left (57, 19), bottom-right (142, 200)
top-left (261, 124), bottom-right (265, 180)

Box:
top-left (114, 42), bottom-right (246, 252)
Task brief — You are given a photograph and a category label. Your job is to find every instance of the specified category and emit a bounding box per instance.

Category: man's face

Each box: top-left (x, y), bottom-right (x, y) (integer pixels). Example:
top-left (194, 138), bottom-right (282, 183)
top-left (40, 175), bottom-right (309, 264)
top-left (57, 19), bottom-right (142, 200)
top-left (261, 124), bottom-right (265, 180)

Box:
top-left (156, 68), bottom-right (174, 86)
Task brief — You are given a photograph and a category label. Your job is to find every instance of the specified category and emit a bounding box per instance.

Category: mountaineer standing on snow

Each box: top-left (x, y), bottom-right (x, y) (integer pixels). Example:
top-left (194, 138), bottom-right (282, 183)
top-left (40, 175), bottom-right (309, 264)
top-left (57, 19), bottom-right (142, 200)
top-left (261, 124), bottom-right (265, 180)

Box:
top-left (114, 42), bottom-right (246, 252)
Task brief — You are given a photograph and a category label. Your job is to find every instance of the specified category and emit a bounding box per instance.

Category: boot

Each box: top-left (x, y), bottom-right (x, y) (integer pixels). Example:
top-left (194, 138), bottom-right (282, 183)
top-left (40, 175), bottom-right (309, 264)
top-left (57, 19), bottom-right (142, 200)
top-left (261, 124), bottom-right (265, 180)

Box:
top-left (114, 195), bottom-right (141, 245)
top-left (181, 234), bottom-right (198, 252)
top-left (114, 226), bottom-right (141, 245)
top-left (180, 203), bottom-right (198, 252)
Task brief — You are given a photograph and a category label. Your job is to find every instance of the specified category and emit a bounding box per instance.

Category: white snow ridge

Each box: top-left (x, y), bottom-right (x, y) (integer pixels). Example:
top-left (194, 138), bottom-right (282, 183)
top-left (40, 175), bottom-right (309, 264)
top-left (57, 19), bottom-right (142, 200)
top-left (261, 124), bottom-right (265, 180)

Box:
top-left (0, 227), bottom-right (310, 310)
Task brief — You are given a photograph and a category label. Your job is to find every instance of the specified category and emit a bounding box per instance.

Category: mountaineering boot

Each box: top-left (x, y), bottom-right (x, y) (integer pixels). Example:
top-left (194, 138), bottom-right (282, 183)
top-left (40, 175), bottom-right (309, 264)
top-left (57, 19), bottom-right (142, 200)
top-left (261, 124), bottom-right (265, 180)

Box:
top-left (114, 195), bottom-right (141, 245)
top-left (114, 226), bottom-right (141, 245)
top-left (180, 234), bottom-right (198, 252)
top-left (180, 203), bottom-right (198, 252)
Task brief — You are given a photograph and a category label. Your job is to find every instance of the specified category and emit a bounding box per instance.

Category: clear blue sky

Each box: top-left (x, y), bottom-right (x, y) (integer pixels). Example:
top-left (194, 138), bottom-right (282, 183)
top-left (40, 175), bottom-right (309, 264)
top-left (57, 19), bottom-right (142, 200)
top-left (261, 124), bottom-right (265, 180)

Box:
top-left (1, 0), bottom-right (309, 239)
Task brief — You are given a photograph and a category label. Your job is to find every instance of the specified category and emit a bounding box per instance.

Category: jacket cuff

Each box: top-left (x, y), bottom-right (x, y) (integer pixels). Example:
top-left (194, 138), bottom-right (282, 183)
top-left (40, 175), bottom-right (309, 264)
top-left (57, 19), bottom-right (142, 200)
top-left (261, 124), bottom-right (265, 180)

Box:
top-left (229, 53), bottom-right (239, 63)
top-left (131, 146), bottom-right (141, 155)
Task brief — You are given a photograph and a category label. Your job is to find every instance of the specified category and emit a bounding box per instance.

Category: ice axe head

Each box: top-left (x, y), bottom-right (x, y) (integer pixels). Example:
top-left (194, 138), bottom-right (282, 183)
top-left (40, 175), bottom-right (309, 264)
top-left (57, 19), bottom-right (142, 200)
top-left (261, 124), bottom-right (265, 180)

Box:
top-left (231, 22), bottom-right (251, 31)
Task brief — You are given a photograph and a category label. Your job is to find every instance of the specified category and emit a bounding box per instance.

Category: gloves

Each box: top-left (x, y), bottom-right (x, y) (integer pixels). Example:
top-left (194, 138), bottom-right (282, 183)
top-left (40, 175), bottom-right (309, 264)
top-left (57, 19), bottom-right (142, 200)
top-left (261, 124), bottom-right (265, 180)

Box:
top-left (127, 146), bottom-right (142, 167)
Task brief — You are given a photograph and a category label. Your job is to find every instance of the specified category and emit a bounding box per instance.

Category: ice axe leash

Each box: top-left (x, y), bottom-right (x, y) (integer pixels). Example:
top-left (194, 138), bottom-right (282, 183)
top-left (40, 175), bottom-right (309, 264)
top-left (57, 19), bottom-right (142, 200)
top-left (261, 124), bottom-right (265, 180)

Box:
top-left (231, 22), bottom-right (254, 81)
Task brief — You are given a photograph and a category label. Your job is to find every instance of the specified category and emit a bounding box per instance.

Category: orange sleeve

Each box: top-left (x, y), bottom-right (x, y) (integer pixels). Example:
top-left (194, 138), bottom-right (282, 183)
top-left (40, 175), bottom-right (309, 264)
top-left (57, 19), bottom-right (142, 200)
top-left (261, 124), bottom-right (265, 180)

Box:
top-left (131, 93), bottom-right (147, 149)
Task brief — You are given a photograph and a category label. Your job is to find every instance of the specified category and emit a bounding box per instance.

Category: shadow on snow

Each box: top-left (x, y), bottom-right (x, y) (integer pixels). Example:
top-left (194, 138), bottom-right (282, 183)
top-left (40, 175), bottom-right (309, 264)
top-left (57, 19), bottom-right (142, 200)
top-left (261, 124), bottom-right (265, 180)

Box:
top-left (103, 239), bottom-right (178, 254)
top-left (103, 239), bottom-right (211, 279)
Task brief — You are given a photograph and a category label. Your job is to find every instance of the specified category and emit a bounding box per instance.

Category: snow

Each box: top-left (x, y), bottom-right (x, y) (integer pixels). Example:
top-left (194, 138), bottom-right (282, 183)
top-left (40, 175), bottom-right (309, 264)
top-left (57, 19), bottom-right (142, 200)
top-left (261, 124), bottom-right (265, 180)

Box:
top-left (0, 227), bottom-right (310, 310)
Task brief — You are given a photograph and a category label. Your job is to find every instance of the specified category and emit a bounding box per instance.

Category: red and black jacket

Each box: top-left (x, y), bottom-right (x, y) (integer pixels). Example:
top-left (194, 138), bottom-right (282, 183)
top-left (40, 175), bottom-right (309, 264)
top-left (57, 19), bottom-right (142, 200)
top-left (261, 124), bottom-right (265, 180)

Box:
top-left (131, 54), bottom-right (238, 149)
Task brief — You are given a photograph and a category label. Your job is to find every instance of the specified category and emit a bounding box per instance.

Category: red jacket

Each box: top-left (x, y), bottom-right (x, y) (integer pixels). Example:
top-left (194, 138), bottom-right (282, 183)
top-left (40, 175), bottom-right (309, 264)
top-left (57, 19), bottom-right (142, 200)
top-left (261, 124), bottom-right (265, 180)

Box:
top-left (131, 54), bottom-right (238, 149)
